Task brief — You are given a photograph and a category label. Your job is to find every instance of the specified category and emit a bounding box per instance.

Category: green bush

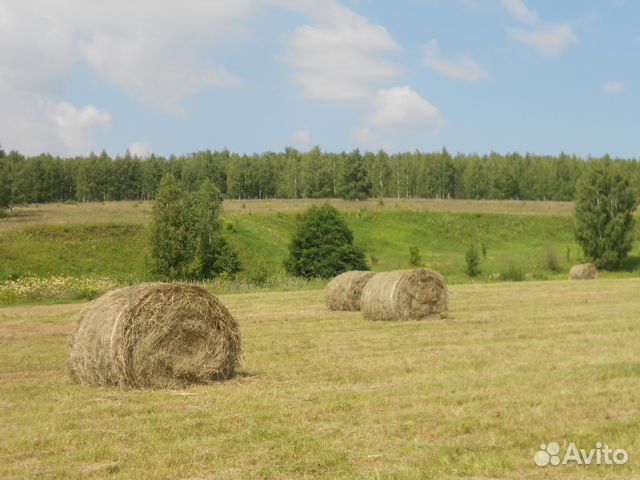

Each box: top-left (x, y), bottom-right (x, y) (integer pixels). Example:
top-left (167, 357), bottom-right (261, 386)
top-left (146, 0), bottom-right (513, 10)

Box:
top-left (285, 204), bottom-right (368, 278)
top-left (465, 245), bottom-right (480, 277)
top-left (500, 263), bottom-right (524, 282)
top-left (409, 246), bottom-right (422, 267)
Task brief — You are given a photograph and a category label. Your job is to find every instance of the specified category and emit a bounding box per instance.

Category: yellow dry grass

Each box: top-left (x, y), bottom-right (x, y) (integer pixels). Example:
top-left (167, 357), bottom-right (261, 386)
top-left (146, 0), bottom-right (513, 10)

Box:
top-left (0, 198), bottom-right (578, 232)
top-left (1, 279), bottom-right (639, 478)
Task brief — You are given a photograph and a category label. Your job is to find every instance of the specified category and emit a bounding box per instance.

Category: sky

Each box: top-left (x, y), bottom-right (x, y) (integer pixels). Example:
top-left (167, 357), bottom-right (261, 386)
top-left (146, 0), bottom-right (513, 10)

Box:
top-left (0, 0), bottom-right (638, 158)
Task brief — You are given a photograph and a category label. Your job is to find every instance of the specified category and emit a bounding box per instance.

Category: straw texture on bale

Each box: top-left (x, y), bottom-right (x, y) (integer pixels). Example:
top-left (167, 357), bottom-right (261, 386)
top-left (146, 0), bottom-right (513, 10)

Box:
top-left (69, 283), bottom-right (241, 388)
top-left (361, 268), bottom-right (449, 321)
top-left (569, 263), bottom-right (597, 280)
top-left (325, 270), bottom-right (376, 311)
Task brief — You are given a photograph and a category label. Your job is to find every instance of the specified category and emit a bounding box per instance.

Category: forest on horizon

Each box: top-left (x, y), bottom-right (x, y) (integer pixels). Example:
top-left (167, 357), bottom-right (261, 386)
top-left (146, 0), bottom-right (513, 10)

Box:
top-left (1, 146), bottom-right (639, 208)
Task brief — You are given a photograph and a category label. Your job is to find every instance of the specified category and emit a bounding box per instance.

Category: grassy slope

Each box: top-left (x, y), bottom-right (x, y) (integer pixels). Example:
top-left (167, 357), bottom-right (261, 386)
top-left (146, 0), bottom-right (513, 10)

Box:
top-left (0, 199), bottom-right (578, 233)
top-left (1, 279), bottom-right (639, 479)
top-left (0, 224), bottom-right (148, 282)
top-left (2, 209), bottom-right (639, 286)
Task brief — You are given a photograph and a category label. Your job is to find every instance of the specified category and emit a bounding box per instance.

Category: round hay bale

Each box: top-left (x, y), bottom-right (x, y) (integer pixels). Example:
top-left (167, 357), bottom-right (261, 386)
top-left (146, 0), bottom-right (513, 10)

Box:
top-left (361, 268), bottom-right (449, 321)
top-left (69, 283), bottom-right (241, 388)
top-left (569, 263), bottom-right (597, 280)
top-left (325, 270), bottom-right (376, 311)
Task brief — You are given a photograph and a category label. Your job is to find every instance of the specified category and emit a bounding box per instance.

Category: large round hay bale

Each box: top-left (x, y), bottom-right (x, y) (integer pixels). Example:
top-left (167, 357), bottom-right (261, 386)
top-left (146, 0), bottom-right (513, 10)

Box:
top-left (361, 268), bottom-right (449, 321)
top-left (569, 263), bottom-right (597, 280)
top-left (325, 270), bottom-right (376, 311)
top-left (69, 283), bottom-right (241, 388)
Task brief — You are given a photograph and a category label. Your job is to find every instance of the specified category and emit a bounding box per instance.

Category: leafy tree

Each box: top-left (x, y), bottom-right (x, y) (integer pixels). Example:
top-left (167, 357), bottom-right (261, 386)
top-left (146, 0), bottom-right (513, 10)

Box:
top-left (370, 150), bottom-right (392, 198)
top-left (465, 245), bottom-right (480, 277)
top-left (574, 160), bottom-right (638, 269)
top-left (191, 181), bottom-right (241, 279)
top-left (285, 204), bottom-right (368, 278)
top-left (149, 174), bottom-right (196, 279)
top-left (303, 146), bottom-right (333, 198)
top-left (339, 149), bottom-right (372, 200)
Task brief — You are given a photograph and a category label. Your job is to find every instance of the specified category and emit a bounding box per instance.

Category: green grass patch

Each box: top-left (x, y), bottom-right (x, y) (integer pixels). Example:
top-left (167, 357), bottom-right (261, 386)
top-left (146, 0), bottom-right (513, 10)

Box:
top-left (1, 210), bottom-right (638, 303)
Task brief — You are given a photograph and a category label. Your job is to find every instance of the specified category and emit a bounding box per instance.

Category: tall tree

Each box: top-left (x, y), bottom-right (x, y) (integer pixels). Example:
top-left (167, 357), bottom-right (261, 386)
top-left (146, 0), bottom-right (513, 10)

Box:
top-left (303, 146), bottom-right (333, 198)
top-left (574, 160), bottom-right (638, 269)
top-left (339, 149), bottom-right (372, 200)
top-left (370, 150), bottom-right (392, 198)
top-left (191, 181), bottom-right (241, 278)
top-left (149, 174), bottom-right (196, 279)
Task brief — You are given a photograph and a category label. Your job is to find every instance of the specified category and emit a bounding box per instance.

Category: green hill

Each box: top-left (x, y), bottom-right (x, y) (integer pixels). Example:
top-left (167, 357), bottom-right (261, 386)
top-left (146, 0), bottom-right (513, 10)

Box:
top-left (3, 208), bottom-right (638, 292)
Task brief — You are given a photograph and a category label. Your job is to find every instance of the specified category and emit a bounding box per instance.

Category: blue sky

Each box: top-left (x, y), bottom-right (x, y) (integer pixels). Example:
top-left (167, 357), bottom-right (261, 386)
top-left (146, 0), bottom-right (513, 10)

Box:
top-left (0, 0), bottom-right (638, 158)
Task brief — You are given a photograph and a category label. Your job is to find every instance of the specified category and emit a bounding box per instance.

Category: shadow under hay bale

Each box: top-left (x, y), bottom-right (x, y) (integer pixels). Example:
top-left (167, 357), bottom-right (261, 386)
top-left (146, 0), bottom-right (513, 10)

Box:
top-left (569, 263), bottom-right (597, 280)
top-left (325, 270), bottom-right (376, 311)
top-left (69, 283), bottom-right (241, 388)
top-left (361, 268), bottom-right (449, 321)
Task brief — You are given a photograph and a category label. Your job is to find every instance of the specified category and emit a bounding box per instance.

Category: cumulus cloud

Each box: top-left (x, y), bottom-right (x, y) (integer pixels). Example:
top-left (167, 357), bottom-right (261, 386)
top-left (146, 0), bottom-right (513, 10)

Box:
top-left (81, 35), bottom-right (239, 116)
top-left (423, 40), bottom-right (489, 82)
top-left (283, 1), bottom-right (400, 102)
top-left (129, 141), bottom-right (153, 158)
top-left (507, 23), bottom-right (578, 57)
top-left (53, 103), bottom-right (111, 153)
top-left (0, 88), bottom-right (111, 156)
top-left (502, 0), bottom-right (578, 57)
top-left (0, 2), bottom-right (112, 155)
top-left (502, 0), bottom-right (538, 25)
top-left (0, 0), bottom-right (266, 154)
top-left (0, 0), bottom-right (410, 154)
top-left (603, 81), bottom-right (624, 94)
top-left (367, 86), bottom-right (444, 134)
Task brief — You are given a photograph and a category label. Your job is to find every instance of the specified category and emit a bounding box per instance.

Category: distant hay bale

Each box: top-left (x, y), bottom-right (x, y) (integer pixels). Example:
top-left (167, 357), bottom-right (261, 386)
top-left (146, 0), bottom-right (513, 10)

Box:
top-left (325, 270), bottom-right (376, 311)
top-left (361, 268), bottom-right (449, 321)
top-left (569, 263), bottom-right (597, 280)
top-left (69, 283), bottom-right (241, 388)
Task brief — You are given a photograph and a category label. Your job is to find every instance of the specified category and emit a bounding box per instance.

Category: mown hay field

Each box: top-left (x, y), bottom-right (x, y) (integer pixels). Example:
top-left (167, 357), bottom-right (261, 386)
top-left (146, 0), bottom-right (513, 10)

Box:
top-left (2, 278), bottom-right (639, 479)
top-left (0, 198), bottom-right (578, 233)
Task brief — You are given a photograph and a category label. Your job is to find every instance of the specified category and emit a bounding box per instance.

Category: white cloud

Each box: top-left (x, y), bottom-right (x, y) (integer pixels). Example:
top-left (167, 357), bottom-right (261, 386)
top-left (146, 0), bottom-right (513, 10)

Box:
top-left (507, 23), bottom-right (578, 57)
top-left (0, 0), bottom-right (265, 154)
top-left (502, 0), bottom-right (538, 25)
top-left (0, 0), bottom-right (408, 154)
top-left (501, 0), bottom-right (578, 57)
top-left (129, 141), bottom-right (152, 158)
top-left (0, 87), bottom-right (111, 156)
top-left (292, 129), bottom-right (312, 149)
top-left (367, 86), bottom-right (444, 134)
top-left (423, 40), bottom-right (489, 82)
top-left (74, 1), bottom-right (260, 115)
top-left (603, 81), bottom-right (624, 94)
top-left (284, 1), bottom-right (400, 102)
top-left (81, 34), bottom-right (239, 116)
top-left (53, 102), bottom-right (111, 154)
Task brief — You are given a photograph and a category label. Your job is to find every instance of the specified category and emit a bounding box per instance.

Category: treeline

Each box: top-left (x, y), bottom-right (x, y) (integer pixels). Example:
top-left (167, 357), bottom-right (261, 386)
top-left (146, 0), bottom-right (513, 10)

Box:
top-left (1, 146), bottom-right (639, 208)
